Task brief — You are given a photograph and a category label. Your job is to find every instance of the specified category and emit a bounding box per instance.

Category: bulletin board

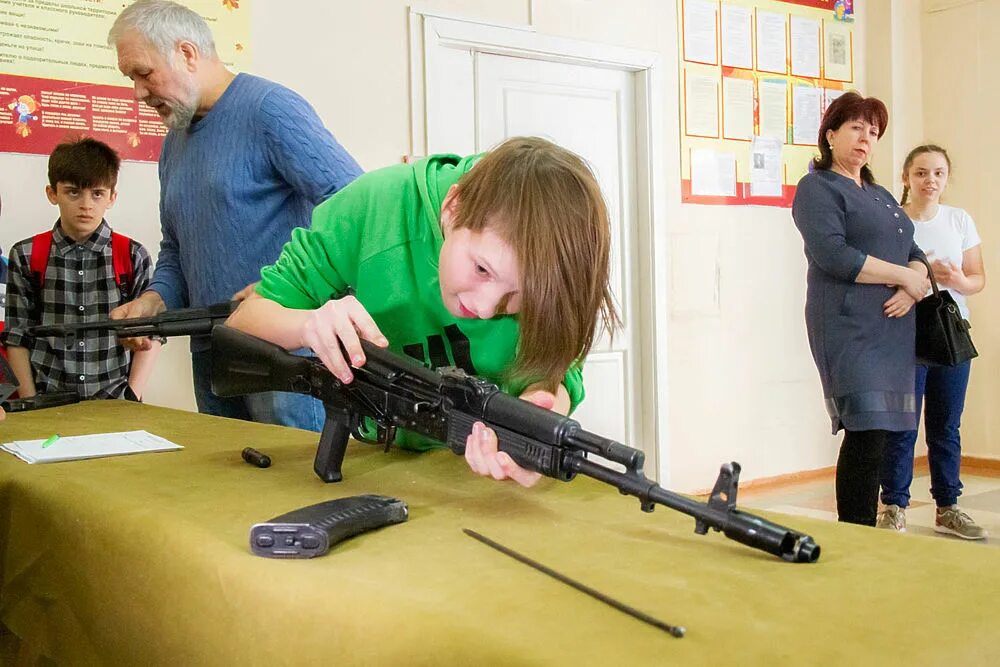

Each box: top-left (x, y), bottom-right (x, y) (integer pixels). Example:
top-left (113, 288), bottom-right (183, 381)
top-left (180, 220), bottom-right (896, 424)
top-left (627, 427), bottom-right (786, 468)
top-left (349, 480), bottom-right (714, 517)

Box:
top-left (0, 0), bottom-right (250, 162)
top-left (678, 0), bottom-right (856, 207)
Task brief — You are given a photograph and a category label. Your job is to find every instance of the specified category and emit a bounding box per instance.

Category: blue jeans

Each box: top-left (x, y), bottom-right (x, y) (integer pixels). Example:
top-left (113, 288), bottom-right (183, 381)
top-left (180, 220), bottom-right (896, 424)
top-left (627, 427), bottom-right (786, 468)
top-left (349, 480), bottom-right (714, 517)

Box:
top-left (191, 348), bottom-right (325, 432)
top-left (880, 361), bottom-right (971, 508)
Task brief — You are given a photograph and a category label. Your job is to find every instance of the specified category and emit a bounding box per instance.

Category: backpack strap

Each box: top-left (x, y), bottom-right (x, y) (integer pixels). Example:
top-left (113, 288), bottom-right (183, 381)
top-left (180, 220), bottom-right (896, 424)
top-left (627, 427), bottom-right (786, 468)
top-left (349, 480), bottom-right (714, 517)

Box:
top-left (28, 231), bottom-right (54, 323)
top-left (29, 231), bottom-right (54, 289)
top-left (110, 232), bottom-right (134, 299)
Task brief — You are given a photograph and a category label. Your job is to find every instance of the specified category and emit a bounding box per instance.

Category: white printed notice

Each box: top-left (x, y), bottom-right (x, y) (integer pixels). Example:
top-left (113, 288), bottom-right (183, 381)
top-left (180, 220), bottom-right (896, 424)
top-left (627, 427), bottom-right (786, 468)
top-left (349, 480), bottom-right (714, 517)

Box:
top-left (792, 86), bottom-right (822, 145)
top-left (756, 11), bottom-right (788, 74)
top-left (758, 80), bottom-right (787, 142)
top-left (824, 21), bottom-right (853, 82)
top-left (750, 136), bottom-right (783, 197)
top-left (1, 430), bottom-right (183, 464)
top-left (722, 77), bottom-right (754, 140)
top-left (823, 87), bottom-right (846, 113)
top-left (685, 73), bottom-right (720, 137)
top-left (683, 0), bottom-right (719, 64)
top-left (691, 148), bottom-right (737, 197)
top-left (790, 16), bottom-right (820, 78)
top-left (721, 4), bottom-right (752, 69)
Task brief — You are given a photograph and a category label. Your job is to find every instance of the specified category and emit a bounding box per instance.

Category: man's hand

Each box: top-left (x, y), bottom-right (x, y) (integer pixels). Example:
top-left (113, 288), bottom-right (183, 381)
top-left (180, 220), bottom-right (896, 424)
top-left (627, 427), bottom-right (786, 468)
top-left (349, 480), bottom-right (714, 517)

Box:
top-left (110, 291), bottom-right (166, 351)
top-left (231, 282), bottom-right (258, 302)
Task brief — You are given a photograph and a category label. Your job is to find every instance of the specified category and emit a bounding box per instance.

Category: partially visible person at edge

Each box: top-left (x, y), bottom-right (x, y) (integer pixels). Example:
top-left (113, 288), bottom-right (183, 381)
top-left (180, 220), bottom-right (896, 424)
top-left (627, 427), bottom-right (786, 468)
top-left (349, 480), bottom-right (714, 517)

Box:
top-left (791, 92), bottom-right (930, 526)
top-left (877, 145), bottom-right (988, 539)
top-left (106, 0), bottom-right (363, 430)
top-left (1, 192), bottom-right (5, 421)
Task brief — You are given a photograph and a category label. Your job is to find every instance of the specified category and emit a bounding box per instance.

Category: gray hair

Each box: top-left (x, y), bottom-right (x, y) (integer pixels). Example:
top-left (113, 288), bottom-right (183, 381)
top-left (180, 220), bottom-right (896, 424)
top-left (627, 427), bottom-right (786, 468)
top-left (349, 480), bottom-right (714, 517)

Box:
top-left (108, 0), bottom-right (217, 59)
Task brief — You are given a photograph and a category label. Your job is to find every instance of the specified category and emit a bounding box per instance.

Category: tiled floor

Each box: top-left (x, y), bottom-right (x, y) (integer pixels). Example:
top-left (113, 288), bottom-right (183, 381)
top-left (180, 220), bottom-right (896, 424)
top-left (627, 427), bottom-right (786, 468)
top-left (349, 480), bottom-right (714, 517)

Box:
top-left (740, 468), bottom-right (1000, 544)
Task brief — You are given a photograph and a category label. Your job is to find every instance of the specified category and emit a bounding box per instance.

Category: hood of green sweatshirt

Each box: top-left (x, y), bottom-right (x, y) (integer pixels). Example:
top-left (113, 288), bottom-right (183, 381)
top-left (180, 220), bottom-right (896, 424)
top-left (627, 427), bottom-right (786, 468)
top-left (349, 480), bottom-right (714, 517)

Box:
top-left (413, 153), bottom-right (481, 245)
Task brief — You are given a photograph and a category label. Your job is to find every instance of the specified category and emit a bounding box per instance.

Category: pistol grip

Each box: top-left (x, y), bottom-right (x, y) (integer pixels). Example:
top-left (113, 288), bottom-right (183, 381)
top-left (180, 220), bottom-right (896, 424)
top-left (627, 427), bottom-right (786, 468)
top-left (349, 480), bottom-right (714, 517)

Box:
top-left (314, 403), bottom-right (352, 483)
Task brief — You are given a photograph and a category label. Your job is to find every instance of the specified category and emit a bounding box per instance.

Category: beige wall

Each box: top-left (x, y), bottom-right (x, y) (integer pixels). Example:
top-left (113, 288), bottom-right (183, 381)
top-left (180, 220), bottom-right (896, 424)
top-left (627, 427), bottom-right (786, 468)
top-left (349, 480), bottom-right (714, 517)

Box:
top-left (919, 0), bottom-right (1000, 459)
top-left (11, 1), bottom-right (981, 491)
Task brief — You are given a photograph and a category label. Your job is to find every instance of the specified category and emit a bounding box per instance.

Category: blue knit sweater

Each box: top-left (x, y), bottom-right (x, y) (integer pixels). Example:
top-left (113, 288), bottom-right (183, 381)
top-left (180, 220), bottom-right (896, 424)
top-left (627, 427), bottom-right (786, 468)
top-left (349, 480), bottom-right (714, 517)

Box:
top-left (151, 73), bottom-right (362, 348)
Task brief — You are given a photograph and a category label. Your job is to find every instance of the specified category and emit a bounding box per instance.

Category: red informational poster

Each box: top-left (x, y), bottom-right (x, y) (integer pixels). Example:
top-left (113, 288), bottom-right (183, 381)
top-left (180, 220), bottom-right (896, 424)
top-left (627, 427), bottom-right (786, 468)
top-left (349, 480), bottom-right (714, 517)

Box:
top-left (1, 73), bottom-right (167, 162)
top-left (0, 0), bottom-right (249, 163)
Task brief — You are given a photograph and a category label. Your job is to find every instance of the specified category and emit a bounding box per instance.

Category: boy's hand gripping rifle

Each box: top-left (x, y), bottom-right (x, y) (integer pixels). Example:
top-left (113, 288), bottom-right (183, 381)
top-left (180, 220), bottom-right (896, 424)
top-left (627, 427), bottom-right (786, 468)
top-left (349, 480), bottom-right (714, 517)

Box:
top-left (28, 301), bottom-right (239, 339)
top-left (210, 325), bottom-right (820, 563)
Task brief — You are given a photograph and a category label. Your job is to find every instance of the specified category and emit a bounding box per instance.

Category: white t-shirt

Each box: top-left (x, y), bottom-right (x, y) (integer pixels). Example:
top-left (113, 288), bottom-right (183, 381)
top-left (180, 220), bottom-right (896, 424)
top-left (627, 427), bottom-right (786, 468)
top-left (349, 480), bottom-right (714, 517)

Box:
top-left (911, 204), bottom-right (982, 320)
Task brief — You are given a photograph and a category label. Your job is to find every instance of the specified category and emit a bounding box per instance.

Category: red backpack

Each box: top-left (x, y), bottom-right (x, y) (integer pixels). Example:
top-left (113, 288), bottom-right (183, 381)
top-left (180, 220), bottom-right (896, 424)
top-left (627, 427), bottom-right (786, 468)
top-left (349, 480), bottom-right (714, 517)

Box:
top-left (0, 232), bottom-right (133, 398)
top-left (29, 230), bottom-right (135, 309)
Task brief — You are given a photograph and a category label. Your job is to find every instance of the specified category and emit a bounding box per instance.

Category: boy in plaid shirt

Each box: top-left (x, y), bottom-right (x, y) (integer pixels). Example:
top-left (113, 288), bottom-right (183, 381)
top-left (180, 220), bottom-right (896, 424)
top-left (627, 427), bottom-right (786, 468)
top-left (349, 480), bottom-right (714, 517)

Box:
top-left (1, 138), bottom-right (160, 400)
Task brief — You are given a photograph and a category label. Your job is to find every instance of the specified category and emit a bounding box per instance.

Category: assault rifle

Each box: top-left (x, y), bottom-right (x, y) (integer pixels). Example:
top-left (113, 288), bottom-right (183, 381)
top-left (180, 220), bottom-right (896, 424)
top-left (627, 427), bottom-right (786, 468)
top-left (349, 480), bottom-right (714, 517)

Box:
top-left (29, 301), bottom-right (238, 339)
top-left (210, 325), bottom-right (821, 563)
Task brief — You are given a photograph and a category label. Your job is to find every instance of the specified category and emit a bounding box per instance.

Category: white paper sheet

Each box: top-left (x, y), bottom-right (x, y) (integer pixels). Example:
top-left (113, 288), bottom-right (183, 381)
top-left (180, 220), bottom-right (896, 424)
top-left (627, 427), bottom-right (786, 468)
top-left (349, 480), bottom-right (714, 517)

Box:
top-left (758, 80), bottom-right (787, 141)
top-left (824, 21), bottom-right (853, 81)
top-left (722, 77), bottom-right (754, 140)
top-left (790, 16), bottom-right (820, 78)
top-left (750, 135), bottom-right (784, 197)
top-left (691, 148), bottom-right (736, 197)
top-left (685, 73), bottom-right (720, 137)
top-left (721, 3), bottom-right (752, 69)
top-left (792, 86), bottom-right (822, 145)
top-left (823, 87), bottom-right (846, 113)
top-left (756, 11), bottom-right (788, 73)
top-left (1, 430), bottom-right (183, 464)
top-left (684, 0), bottom-right (719, 64)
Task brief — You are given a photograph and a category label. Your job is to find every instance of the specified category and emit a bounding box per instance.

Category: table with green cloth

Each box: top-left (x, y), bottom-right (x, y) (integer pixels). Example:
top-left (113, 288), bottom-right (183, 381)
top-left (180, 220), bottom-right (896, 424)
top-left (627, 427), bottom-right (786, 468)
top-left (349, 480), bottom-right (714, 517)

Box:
top-left (0, 402), bottom-right (997, 665)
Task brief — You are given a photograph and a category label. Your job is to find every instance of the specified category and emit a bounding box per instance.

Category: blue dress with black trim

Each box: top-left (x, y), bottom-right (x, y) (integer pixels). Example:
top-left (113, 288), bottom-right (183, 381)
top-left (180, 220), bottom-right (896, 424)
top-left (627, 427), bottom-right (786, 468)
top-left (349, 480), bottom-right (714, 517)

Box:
top-left (792, 169), bottom-right (926, 434)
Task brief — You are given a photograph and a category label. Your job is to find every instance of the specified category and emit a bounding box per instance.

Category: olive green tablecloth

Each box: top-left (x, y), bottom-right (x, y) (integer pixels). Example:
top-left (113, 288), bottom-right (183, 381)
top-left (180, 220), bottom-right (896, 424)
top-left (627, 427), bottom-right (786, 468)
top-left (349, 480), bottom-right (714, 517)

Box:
top-left (0, 402), bottom-right (996, 665)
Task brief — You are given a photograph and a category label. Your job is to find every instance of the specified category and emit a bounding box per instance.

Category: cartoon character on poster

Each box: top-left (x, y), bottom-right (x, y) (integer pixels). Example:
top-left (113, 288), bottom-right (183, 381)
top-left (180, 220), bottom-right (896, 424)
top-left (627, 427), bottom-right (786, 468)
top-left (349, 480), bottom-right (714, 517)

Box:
top-left (7, 95), bottom-right (39, 138)
top-left (834, 0), bottom-right (854, 22)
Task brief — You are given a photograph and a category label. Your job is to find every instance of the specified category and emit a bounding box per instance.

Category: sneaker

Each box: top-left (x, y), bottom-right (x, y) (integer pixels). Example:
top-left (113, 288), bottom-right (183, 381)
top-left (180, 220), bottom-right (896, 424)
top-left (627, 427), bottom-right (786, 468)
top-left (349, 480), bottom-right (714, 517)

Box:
top-left (934, 505), bottom-right (988, 540)
top-left (876, 504), bottom-right (906, 532)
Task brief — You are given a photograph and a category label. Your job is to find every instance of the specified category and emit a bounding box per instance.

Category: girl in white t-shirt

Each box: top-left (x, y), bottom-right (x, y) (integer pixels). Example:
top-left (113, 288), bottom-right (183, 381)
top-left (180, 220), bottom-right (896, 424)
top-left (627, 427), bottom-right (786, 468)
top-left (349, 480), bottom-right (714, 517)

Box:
top-left (878, 145), bottom-right (988, 539)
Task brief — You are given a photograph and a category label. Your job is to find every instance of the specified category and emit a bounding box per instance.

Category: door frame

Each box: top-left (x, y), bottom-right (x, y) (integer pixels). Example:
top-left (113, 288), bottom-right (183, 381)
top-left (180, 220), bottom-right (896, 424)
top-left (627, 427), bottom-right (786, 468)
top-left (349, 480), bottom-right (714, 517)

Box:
top-left (408, 9), bottom-right (672, 483)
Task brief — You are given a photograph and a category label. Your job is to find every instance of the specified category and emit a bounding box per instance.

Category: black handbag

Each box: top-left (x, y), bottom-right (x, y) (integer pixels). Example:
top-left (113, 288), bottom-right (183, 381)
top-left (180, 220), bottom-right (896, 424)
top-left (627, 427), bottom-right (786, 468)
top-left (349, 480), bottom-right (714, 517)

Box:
top-left (914, 256), bottom-right (978, 367)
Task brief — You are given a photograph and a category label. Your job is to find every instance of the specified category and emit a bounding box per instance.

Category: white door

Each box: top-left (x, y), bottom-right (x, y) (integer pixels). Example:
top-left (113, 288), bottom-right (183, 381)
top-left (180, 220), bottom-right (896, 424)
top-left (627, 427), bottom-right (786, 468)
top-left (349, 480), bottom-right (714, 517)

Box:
top-left (474, 54), bottom-right (640, 452)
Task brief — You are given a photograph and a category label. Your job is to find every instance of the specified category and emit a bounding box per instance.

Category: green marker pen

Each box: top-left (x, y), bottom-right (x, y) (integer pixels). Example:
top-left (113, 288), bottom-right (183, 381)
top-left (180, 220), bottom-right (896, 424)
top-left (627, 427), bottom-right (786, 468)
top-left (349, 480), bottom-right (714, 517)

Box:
top-left (41, 434), bottom-right (61, 449)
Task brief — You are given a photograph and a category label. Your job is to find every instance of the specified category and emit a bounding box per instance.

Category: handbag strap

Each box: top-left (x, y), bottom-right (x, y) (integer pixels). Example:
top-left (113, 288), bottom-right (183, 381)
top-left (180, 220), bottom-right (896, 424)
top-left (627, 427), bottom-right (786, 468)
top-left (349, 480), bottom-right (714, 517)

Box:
top-left (914, 255), bottom-right (941, 299)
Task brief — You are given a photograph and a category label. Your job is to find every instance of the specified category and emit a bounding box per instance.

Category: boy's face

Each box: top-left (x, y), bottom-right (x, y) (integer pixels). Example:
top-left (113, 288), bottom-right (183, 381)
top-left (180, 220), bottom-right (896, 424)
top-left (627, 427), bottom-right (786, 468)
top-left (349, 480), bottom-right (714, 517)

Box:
top-left (46, 182), bottom-right (117, 242)
top-left (438, 191), bottom-right (521, 320)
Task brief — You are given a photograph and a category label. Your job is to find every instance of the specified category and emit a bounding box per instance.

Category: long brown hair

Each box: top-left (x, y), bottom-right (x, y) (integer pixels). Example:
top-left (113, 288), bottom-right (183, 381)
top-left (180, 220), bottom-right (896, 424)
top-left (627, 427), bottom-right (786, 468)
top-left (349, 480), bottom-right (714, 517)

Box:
top-left (900, 144), bottom-right (951, 205)
top-left (813, 92), bottom-right (889, 185)
top-left (450, 136), bottom-right (621, 387)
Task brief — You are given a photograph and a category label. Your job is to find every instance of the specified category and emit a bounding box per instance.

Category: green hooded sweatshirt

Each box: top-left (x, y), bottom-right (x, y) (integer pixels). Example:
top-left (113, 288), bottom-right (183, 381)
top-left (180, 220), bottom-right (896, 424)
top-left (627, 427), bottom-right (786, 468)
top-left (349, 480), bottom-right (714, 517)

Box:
top-left (257, 153), bottom-right (585, 450)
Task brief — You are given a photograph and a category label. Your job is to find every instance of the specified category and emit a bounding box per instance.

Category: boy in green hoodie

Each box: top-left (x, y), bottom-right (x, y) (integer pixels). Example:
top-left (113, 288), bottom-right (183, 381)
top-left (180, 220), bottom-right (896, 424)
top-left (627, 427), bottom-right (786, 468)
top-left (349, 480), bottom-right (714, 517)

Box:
top-left (227, 136), bottom-right (619, 487)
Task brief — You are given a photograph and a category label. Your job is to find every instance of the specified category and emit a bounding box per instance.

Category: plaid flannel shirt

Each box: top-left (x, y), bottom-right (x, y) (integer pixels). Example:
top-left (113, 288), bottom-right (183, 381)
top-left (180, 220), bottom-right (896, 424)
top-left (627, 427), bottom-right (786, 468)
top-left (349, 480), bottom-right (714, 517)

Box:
top-left (1, 220), bottom-right (152, 399)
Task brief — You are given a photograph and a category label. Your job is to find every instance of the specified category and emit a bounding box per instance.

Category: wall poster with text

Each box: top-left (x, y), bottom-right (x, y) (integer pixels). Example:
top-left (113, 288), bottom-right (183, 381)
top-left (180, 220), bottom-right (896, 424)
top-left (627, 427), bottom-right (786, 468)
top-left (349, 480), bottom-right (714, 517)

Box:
top-left (0, 0), bottom-right (250, 162)
top-left (678, 0), bottom-right (855, 207)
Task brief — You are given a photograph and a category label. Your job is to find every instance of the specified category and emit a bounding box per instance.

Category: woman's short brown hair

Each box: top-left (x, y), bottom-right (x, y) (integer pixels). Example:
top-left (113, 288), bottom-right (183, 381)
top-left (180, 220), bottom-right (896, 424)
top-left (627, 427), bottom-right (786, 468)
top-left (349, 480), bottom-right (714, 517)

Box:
top-left (813, 92), bottom-right (889, 185)
top-left (450, 136), bottom-right (620, 387)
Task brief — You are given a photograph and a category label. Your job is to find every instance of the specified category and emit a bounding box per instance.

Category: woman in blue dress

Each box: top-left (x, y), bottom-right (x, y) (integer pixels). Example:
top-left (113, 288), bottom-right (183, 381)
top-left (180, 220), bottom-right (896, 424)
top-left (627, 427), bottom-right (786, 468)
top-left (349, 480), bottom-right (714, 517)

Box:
top-left (792, 92), bottom-right (930, 526)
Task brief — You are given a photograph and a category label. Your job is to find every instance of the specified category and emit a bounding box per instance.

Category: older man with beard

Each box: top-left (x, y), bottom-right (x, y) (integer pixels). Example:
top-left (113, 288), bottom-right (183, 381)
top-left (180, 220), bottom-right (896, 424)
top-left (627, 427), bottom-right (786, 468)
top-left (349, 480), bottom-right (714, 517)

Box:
top-left (108, 0), bottom-right (362, 430)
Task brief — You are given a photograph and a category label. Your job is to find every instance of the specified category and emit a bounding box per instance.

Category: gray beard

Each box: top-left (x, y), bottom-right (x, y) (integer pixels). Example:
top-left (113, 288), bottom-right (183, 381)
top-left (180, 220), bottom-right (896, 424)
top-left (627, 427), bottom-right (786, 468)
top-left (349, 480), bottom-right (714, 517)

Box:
top-left (164, 101), bottom-right (197, 129)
